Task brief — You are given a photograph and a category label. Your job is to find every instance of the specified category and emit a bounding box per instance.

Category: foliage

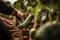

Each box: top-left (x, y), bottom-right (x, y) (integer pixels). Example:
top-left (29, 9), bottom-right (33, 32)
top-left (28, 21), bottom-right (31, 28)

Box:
top-left (0, 0), bottom-right (60, 40)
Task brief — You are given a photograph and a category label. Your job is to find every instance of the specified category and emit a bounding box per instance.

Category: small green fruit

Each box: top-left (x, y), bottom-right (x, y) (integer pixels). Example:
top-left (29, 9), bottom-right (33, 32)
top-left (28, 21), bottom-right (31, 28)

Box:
top-left (29, 28), bottom-right (36, 38)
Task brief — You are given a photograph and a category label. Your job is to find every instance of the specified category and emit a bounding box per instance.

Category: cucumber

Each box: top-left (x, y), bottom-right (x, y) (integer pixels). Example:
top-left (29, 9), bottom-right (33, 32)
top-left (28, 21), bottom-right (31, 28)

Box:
top-left (18, 14), bottom-right (33, 29)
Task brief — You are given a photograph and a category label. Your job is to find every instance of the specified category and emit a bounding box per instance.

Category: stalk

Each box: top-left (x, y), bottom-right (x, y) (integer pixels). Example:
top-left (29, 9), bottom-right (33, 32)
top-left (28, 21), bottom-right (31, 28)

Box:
top-left (33, 8), bottom-right (38, 29)
top-left (33, 0), bottom-right (40, 29)
top-left (48, 8), bottom-right (53, 22)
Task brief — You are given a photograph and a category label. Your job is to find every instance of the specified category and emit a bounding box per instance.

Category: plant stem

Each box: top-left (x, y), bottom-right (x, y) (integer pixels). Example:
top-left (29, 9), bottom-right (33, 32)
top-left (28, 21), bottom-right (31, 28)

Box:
top-left (33, 7), bottom-right (38, 29)
top-left (49, 9), bottom-right (52, 22)
top-left (33, 0), bottom-right (40, 29)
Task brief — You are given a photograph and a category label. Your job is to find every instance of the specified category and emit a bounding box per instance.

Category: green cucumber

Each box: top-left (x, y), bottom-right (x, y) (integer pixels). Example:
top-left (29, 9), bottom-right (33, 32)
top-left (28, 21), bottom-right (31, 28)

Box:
top-left (18, 14), bottom-right (33, 29)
